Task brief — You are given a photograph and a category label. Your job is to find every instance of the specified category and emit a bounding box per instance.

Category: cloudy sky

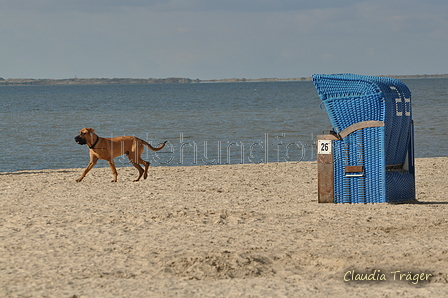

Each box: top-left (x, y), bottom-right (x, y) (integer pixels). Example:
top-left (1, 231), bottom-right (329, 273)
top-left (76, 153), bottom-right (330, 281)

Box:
top-left (1, 0), bottom-right (447, 79)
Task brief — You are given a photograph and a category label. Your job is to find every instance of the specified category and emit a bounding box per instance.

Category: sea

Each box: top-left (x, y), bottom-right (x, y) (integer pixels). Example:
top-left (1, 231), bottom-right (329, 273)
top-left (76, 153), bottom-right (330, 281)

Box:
top-left (0, 79), bottom-right (447, 172)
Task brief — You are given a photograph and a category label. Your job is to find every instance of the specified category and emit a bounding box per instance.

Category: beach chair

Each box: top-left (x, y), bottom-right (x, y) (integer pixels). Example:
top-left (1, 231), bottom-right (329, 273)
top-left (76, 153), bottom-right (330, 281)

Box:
top-left (313, 74), bottom-right (415, 203)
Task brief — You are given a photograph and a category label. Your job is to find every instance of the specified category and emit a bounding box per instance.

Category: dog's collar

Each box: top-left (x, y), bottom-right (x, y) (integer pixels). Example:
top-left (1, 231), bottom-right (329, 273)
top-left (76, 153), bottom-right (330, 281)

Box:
top-left (89, 135), bottom-right (100, 149)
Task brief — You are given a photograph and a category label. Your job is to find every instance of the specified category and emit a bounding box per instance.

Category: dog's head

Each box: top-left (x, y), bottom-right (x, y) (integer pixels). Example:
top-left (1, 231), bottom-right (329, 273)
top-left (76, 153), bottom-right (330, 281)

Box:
top-left (74, 128), bottom-right (95, 145)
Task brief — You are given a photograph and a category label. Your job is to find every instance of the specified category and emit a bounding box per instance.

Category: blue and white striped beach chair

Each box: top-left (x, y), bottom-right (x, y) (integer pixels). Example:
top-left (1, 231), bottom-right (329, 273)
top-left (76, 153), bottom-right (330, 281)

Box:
top-left (313, 74), bottom-right (415, 203)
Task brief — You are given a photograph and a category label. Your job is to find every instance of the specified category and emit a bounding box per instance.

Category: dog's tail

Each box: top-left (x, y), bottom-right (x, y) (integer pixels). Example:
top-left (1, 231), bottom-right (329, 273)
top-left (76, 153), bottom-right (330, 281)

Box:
top-left (141, 139), bottom-right (167, 151)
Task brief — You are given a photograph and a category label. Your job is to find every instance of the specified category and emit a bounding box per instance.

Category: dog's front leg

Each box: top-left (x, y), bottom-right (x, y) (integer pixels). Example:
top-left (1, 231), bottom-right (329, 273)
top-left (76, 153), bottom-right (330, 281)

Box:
top-left (76, 156), bottom-right (98, 182)
top-left (108, 160), bottom-right (118, 182)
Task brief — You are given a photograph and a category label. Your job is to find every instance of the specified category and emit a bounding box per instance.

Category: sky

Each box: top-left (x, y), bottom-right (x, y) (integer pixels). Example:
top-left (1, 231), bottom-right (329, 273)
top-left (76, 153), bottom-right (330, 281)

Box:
top-left (1, 0), bottom-right (448, 80)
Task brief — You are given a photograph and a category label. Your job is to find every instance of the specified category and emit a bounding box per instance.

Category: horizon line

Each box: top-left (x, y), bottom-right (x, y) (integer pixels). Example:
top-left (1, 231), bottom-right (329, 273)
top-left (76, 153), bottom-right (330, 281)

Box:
top-left (1, 74), bottom-right (447, 86)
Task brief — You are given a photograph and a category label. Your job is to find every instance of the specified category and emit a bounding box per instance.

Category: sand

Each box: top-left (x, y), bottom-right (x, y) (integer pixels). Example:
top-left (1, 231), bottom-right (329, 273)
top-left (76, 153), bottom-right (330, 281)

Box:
top-left (1, 157), bottom-right (447, 297)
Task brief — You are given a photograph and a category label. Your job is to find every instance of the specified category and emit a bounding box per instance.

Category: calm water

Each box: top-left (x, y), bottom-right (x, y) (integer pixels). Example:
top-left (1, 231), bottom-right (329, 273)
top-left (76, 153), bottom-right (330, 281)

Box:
top-left (0, 79), bottom-right (447, 172)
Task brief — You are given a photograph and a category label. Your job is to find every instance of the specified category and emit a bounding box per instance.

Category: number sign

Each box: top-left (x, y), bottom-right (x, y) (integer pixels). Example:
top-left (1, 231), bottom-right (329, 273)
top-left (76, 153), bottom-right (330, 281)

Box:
top-left (318, 140), bottom-right (332, 155)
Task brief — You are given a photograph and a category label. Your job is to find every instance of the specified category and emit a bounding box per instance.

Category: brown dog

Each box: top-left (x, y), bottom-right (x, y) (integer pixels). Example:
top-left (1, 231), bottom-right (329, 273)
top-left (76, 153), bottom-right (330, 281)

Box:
top-left (74, 128), bottom-right (166, 182)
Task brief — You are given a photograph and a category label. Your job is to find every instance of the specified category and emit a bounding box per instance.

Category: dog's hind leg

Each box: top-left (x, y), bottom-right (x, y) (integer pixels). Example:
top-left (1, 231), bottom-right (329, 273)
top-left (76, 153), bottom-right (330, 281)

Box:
top-left (129, 161), bottom-right (144, 182)
top-left (140, 158), bottom-right (151, 180)
top-left (127, 151), bottom-right (145, 182)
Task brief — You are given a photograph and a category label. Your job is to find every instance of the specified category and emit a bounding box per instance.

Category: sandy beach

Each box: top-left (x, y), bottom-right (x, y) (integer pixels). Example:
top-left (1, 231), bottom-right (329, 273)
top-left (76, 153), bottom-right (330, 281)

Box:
top-left (1, 157), bottom-right (447, 297)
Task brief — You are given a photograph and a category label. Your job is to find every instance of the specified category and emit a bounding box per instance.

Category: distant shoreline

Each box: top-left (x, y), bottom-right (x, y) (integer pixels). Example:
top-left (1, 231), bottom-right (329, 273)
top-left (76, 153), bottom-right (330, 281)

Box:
top-left (1, 74), bottom-right (447, 86)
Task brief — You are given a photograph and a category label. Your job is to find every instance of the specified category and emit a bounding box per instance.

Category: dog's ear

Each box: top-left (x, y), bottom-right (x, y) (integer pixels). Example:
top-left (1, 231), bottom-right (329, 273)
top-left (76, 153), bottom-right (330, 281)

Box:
top-left (86, 128), bottom-right (95, 134)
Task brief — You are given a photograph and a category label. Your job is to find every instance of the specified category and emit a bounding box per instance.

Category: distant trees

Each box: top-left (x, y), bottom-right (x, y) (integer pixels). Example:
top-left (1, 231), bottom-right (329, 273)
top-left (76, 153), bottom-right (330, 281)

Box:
top-left (1, 74), bottom-right (447, 86)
